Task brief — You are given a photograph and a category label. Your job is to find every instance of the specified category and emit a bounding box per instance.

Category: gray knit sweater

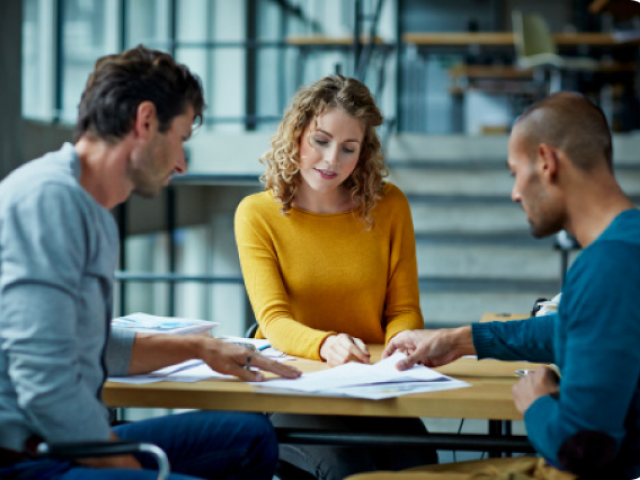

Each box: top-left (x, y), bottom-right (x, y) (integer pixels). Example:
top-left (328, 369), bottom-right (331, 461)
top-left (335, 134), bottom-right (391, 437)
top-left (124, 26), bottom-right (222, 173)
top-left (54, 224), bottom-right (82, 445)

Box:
top-left (0, 143), bottom-right (135, 452)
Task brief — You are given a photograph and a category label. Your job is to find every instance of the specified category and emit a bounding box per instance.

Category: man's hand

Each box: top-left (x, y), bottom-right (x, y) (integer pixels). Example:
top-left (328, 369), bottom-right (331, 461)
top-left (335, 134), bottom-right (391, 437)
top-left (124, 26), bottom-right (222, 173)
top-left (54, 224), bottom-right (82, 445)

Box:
top-left (319, 334), bottom-right (370, 367)
top-left (512, 366), bottom-right (560, 414)
top-left (382, 327), bottom-right (476, 370)
top-left (76, 432), bottom-right (141, 470)
top-left (128, 334), bottom-right (301, 380)
top-left (197, 339), bottom-right (301, 381)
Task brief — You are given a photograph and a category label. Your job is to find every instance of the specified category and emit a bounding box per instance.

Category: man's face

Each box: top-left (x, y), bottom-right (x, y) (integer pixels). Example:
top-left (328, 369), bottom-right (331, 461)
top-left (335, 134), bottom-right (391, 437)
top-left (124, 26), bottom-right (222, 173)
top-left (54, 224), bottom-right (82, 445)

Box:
top-left (507, 128), bottom-right (564, 238)
top-left (129, 106), bottom-right (194, 198)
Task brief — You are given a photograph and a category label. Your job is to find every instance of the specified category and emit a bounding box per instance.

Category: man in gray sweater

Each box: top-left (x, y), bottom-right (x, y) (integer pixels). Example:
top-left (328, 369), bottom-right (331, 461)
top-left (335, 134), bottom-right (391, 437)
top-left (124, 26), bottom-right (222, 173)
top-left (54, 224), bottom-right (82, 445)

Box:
top-left (0, 45), bottom-right (299, 480)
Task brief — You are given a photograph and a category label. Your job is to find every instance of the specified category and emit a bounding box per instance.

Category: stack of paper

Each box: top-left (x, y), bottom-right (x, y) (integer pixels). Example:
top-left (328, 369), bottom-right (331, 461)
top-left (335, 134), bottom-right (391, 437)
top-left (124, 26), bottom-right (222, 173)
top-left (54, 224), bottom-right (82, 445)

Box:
top-left (255, 352), bottom-right (469, 400)
top-left (112, 313), bottom-right (218, 336)
top-left (108, 352), bottom-right (468, 400)
top-left (107, 338), bottom-right (294, 385)
top-left (219, 336), bottom-right (295, 360)
top-left (108, 360), bottom-right (233, 384)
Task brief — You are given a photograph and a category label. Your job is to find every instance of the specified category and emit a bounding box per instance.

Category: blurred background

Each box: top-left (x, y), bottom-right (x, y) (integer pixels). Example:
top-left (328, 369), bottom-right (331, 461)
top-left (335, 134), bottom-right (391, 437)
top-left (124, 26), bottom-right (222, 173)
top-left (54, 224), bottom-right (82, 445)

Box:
top-left (2, 0), bottom-right (640, 338)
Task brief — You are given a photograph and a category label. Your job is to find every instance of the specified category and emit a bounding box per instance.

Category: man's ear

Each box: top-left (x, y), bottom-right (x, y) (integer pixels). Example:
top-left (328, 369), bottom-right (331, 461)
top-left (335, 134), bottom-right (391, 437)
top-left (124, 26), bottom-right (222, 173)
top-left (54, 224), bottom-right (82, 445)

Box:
top-left (537, 143), bottom-right (559, 182)
top-left (133, 101), bottom-right (157, 139)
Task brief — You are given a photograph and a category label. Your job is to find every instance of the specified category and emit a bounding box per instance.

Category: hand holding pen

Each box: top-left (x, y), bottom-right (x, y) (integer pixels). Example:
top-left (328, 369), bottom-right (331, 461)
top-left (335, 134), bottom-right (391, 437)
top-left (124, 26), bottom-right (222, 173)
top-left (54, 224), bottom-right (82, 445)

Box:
top-left (319, 333), bottom-right (370, 367)
top-left (513, 366), bottom-right (560, 414)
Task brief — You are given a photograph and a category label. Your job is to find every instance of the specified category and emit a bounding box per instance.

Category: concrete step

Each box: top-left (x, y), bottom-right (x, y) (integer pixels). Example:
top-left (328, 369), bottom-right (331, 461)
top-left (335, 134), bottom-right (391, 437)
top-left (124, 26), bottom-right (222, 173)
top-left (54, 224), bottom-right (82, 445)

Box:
top-left (420, 288), bottom-right (559, 329)
top-left (384, 133), bottom-right (640, 165)
top-left (415, 231), bottom-right (556, 247)
top-left (415, 243), bottom-right (575, 280)
top-left (418, 277), bottom-right (561, 293)
top-left (390, 165), bottom-right (640, 197)
top-left (409, 199), bottom-right (529, 233)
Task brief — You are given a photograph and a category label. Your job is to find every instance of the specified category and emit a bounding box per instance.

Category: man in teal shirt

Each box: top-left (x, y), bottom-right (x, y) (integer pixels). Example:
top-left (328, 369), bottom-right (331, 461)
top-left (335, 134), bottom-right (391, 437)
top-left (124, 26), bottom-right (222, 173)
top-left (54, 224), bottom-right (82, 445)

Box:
top-left (382, 93), bottom-right (640, 479)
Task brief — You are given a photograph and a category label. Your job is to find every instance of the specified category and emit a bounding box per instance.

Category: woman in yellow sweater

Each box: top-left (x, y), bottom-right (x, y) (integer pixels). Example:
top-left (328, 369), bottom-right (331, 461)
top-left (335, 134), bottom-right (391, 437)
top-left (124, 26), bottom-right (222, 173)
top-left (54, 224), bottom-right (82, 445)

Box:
top-left (234, 75), bottom-right (436, 480)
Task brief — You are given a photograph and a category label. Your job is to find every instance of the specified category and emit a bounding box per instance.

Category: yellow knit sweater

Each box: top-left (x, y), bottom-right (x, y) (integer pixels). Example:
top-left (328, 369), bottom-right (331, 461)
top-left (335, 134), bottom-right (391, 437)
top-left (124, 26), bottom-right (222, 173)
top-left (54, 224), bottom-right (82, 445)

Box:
top-left (234, 182), bottom-right (423, 360)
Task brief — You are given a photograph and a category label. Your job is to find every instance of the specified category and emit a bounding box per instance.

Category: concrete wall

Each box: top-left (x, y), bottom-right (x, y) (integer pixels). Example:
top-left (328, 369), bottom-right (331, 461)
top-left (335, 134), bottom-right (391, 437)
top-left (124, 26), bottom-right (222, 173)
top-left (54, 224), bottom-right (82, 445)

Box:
top-left (0, 0), bottom-right (24, 179)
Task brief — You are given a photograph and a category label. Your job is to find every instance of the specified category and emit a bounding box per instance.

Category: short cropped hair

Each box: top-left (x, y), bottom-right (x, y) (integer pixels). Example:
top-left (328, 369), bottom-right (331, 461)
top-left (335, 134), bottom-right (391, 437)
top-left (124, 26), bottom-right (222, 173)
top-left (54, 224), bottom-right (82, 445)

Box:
top-left (75, 45), bottom-right (205, 142)
top-left (261, 74), bottom-right (386, 227)
top-left (515, 92), bottom-right (612, 171)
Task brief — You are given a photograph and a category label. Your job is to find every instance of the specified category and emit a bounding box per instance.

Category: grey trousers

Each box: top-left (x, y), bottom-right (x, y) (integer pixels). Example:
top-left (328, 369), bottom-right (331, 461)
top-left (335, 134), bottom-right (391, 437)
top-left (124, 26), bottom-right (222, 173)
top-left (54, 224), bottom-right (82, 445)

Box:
top-left (270, 413), bottom-right (438, 480)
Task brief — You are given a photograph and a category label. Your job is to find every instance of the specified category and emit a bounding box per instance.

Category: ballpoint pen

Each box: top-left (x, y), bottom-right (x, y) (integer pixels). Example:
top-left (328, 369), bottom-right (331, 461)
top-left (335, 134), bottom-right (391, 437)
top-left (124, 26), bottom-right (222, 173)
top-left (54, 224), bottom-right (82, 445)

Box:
top-left (257, 344), bottom-right (271, 351)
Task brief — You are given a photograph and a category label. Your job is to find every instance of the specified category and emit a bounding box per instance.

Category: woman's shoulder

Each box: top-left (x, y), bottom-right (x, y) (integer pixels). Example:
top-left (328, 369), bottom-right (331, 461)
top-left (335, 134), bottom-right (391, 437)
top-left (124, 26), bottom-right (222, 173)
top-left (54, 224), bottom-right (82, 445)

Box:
top-left (379, 182), bottom-right (410, 208)
top-left (237, 190), bottom-right (276, 214)
top-left (369, 182), bottom-right (412, 226)
top-left (236, 191), bottom-right (284, 225)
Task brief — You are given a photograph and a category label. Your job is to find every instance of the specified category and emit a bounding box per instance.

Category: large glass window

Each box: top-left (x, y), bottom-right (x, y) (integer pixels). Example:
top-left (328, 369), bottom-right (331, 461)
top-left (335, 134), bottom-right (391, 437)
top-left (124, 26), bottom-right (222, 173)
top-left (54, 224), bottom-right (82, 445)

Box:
top-left (22, 0), bottom-right (54, 120)
top-left (60, 0), bottom-right (119, 122)
top-left (126, 0), bottom-right (171, 50)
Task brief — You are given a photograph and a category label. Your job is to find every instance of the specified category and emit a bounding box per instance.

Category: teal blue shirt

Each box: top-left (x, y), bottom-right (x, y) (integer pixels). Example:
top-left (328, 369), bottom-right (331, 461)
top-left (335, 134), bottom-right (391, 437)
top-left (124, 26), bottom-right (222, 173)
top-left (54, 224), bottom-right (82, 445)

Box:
top-left (473, 209), bottom-right (640, 479)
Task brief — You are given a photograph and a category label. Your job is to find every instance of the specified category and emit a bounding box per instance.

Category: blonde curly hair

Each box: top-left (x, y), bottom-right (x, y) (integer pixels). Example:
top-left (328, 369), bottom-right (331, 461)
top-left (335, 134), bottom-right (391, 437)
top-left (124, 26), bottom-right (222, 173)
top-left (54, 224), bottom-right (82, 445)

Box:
top-left (260, 74), bottom-right (387, 227)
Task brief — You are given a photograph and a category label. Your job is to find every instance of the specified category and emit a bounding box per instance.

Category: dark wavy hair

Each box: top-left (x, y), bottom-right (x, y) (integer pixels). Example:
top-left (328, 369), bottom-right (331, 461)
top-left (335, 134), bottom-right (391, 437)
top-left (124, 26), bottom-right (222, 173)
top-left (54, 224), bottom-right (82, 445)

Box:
top-left (74, 45), bottom-right (205, 142)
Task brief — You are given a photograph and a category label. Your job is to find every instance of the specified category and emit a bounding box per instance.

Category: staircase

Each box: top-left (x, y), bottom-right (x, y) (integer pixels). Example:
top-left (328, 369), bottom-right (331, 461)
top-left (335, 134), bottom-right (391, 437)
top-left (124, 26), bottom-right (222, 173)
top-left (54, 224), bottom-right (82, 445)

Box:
top-left (386, 134), bottom-right (640, 328)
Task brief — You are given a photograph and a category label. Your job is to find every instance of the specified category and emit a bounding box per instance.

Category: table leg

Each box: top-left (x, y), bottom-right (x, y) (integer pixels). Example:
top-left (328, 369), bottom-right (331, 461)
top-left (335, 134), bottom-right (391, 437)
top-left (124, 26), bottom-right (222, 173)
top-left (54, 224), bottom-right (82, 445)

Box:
top-left (488, 420), bottom-right (502, 458)
top-left (488, 420), bottom-right (513, 458)
top-left (276, 428), bottom-right (534, 453)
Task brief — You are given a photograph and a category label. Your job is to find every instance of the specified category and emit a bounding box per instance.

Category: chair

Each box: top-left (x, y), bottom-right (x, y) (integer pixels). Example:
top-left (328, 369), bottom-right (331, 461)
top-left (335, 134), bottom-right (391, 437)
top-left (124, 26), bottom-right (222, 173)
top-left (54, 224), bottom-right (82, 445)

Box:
top-left (242, 323), bottom-right (315, 479)
top-left (245, 321), bottom-right (259, 339)
top-left (512, 11), bottom-right (599, 93)
top-left (37, 440), bottom-right (170, 480)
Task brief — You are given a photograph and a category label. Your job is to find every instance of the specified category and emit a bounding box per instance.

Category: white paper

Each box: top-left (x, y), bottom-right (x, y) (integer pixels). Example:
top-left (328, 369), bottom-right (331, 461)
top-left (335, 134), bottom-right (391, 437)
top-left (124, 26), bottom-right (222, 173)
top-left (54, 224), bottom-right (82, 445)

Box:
top-left (108, 359), bottom-right (230, 384)
top-left (112, 313), bottom-right (218, 335)
top-left (107, 355), bottom-right (292, 384)
top-left (325, 379), bottom-right (470, 400)
top-left (107, 375), bottom-right (168, 385)
top-left (255, 352), bottom-right (468, 399)
top-left (219, 336), bottom-right (295, 360)
top-left (163, 362), bottom-right (234, 382)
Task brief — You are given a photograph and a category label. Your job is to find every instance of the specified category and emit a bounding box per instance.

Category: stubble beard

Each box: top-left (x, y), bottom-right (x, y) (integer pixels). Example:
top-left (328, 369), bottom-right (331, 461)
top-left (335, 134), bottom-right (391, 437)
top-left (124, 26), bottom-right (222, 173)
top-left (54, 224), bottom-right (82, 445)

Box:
top-left (128, 151), bottom-right (165, 199)
top-left (526, 200), bottom-right (565, 239)
top-left (131, 173), bottom-right (163, 198)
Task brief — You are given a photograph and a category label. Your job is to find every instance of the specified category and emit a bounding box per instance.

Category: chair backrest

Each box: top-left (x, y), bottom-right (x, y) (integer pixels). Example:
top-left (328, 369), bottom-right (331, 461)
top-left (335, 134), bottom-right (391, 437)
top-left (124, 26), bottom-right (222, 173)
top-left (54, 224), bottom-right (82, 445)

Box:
top-left (245, 321), bottom-right (259, 338)
top-left (512, 10), bottom-right (557, 59)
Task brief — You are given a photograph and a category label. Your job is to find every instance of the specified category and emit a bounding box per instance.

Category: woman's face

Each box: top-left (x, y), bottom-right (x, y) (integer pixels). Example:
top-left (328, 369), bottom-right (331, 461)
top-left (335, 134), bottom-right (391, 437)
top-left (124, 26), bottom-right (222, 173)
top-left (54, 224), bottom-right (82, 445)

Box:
top-left (297, 108), bottom-right (364, 196)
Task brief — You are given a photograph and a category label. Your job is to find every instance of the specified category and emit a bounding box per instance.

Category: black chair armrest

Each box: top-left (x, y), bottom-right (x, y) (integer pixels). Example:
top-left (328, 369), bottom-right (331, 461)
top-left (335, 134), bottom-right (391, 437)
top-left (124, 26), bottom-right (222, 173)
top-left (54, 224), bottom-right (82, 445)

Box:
top-left (36, 441), bottom-right (169, 480)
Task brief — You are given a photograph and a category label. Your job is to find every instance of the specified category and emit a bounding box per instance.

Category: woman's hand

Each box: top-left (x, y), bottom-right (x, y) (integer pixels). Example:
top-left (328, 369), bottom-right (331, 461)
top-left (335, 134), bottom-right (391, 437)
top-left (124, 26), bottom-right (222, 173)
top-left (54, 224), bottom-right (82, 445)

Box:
top-left (319, 334), bottom-right (370, 367)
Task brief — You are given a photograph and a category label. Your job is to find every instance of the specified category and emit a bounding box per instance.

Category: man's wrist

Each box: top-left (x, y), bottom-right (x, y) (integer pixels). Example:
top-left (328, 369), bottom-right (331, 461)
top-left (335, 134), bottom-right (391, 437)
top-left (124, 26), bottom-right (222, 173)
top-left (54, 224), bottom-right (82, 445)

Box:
top-left (188, 335), bottom-right (210, 361)
top-left (448, 326), bottom-right (476, 357)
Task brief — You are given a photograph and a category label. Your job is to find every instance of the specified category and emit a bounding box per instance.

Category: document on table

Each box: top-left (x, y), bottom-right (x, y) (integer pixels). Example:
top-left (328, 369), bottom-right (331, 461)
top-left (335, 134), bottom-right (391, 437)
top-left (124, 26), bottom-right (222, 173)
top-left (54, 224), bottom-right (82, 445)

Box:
top-left (107, 340), bottom-right (293, 385)
top-left (108, 360), bottom-right (234, 384)
top-left (254, 352), bottom-right (469, 400)
top-left (112, 313), bottom-right (218, 335)
top-left (219, 336), bottom-right (296, 360)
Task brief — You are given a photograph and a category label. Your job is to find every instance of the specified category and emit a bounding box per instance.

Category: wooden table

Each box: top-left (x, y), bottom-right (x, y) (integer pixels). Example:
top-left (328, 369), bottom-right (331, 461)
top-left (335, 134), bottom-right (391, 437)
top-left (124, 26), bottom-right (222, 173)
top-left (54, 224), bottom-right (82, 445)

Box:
top-left (104, 345), bottom-right (540, 421)
top-left (285, 33), bottom-right (640, 48)
top-left (403, 32), bottom-right (640, 47)
top-left (104, 342), bottom-right (542, 453)
top-left (286, 35), bottom-right (386, 46)
top-left (481, 313), bottom-right (530, 323)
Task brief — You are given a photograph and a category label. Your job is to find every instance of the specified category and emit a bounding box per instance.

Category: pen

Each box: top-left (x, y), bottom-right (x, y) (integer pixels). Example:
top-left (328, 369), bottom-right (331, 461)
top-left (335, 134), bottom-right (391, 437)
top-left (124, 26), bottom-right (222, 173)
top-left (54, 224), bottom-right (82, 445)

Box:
top-left (257, 344), bottom-right (271, 351)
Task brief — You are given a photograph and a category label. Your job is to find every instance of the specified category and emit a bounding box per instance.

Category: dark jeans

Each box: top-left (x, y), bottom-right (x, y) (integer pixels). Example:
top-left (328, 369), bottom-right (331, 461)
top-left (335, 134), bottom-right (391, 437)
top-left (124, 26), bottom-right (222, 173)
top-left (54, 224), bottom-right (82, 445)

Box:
top-left (270, 413), bottom-right (438, 480)
top-left (0, 411), bottom-right (277, 480)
